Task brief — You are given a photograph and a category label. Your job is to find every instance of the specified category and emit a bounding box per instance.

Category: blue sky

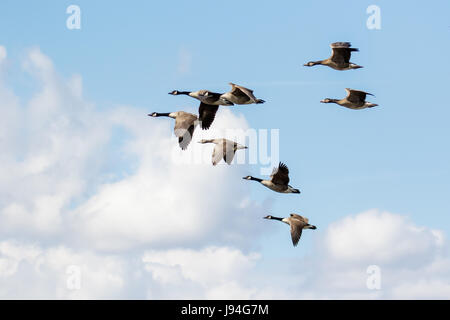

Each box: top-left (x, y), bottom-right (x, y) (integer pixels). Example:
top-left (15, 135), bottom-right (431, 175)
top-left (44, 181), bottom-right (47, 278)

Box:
top-left (0, 1), bottom-right (449, 299)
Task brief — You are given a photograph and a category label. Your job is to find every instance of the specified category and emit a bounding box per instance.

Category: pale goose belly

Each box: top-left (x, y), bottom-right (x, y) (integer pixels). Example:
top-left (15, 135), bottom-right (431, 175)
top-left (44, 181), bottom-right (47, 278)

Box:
top-left (261, 180), bottom-right (288, 193)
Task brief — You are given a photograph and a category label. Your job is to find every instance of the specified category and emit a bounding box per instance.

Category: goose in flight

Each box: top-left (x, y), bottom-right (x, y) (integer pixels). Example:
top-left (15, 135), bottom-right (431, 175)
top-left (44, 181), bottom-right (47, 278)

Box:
top-left (243, 162), bottom-right (300, 194)
top-left (198, 139), bottom-right (247, 166)
top-left (148, 111), bottom-right (198, 150)
top-left (169, 89), bottom-right (233, 106)
top-left (169, 89), bottom-right (233, 130)
top-left (220, 83), bottom-right (265, 105)
top-left (320, 88), bottom-right (378, 110)
top-left (264, 214), bottom-right (317, 247)
top-left (304, 42), bottom-right (363, 70)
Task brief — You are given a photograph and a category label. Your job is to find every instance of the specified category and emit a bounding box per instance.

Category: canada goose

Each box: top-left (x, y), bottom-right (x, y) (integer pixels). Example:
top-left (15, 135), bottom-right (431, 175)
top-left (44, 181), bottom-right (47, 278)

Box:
top-left (169, 89), bottom-right (233, 130)
top-left (148, 111), bottom-right (198, 150)
top-left (198, 139), bottom-right (248, 166)
top-left (320, 88), bottom-right (378, 110)
top-left (264, 214), bottom-right (317, 247)
top-left (169, 89), bottom-right (233, 106)
top-left (220, 83), bottom-right (265, 105)
top-left (304, 42), bottom-right (363, 70)
top-left (243, 162), bottom-right (300, 194)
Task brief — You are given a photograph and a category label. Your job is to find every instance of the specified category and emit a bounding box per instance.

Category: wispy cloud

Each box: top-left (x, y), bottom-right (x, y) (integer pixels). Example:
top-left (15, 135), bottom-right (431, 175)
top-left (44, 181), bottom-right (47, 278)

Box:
top-left (177, 47), bottom-right (192, 75)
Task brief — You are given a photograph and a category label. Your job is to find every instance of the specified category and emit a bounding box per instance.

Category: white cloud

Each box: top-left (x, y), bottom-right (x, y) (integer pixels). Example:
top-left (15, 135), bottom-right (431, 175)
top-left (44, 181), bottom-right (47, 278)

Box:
top-left (1, 209), bottom-right (450, 299)
top-left (323, 209), bottom-right (443, 266)
top-left (296, 210), bottom-right (450, 299)
top-left (0, 47), bottom-right (263, 251)
top-left (0, 241), bottom-right (261, 299)
top-left (0, 48), bottom-right (110, 239)
top-left (68, 107), bottom-right (264, 251)
top-left (391, 280), bottom-right (450, 300)
top-left (143, 246), bottom-right (260, 299)
top-left (143, 246), bottom-right (259, 287)
top-left (0, 241), bottom-right (128, 299)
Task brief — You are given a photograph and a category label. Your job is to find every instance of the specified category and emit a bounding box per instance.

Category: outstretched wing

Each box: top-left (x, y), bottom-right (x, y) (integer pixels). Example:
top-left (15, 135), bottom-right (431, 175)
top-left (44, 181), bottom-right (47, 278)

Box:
top-left (330, 42), bottom-right (359, 64)
top-left (212, 142), bottom-right (225, 166)
top-left (290, 219), bottom-right (305, 247)
top-left (174, 113), bottom-right (197, 150)
top-left (270, 162), bottom-right (290, 186)
top-left (202, 90), bottom-right (224, 104)
top-left (290, 213), bottom-right (308, 224)
top-left (229, 83), bottom-right (258, 103)
top-left (223, 140), bottom-right (237, 165)
top-left (177, 125), bottom-right (195, 150)
top-left (345, 88), bottom-right (373, 104)
top-left (198, 102), bottom-right (219, 130)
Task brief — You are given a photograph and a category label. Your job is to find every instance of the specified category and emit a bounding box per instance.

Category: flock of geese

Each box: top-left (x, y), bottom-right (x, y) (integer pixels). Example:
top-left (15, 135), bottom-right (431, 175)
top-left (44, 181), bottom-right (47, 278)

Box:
top-left (149, 42), bottom-right (377, 247)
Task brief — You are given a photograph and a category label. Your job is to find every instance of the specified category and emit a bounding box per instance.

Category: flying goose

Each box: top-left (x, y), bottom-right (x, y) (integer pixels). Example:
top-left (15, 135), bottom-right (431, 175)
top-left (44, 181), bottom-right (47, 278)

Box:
top-left (304, 42), bottom-right (363, 70)
top-left (264, 214), bottom-right (317, 247)
top-left (169, 89), bottom-right (233, 106)
top-left (169, 90), bottom-right (233, 130)
top-left (148, 111), bottom-right (198, 150)
top-left (320, 88), bottom-right (378, 110)
top-left (243, 162), bottom-right (300, 194)
top-left (198, 139), bottom-right (248, 166)
top-left (220, 83), bottom-right (265, 105)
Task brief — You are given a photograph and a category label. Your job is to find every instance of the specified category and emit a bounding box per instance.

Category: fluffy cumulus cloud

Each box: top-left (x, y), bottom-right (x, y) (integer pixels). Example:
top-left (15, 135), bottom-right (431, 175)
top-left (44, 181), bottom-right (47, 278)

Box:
top-left (296, 210), bottom-right (449, 299)
top-left (0, 241), bottom-right (127, 299)
top-left (323, 210), bottom-right (444, 266)
top-left (69, 107), bottom-right (261, 251)
top-left (0, 46), bottom-right (450, 299)
top-left (142, 247), bottom-right (261, 299)
top-left (0, 46), bottom-right (263, 251)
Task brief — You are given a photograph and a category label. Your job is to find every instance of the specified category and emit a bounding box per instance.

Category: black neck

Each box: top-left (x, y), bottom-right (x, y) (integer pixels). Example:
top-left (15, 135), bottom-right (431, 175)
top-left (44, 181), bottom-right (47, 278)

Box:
top-left (250, 177), bottom-right (263, 183)
top-left (271, 216), bottom-right (283, 221)
top-left (178, 91), bottom-right (190, 95)
top-left (153, 112), bottom-right (171, 117)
